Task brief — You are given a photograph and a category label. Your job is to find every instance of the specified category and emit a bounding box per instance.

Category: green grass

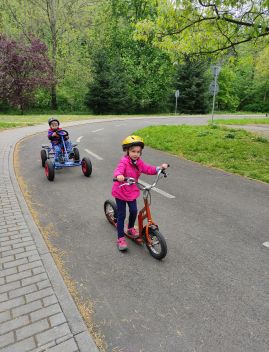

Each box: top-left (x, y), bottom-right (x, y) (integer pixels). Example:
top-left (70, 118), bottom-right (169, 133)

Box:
top-left (0, 114), bottom-right (168, 130)
top-left (134, 125), bottom-right (269, 183)
top-left (0, 113), bottom-right (267, 130)
top-left (213, 111), bottom-right (264, 115)
top-left (0, 121), bottom-right (35, 129)
top-left (0, 114), bottom-right (109, 128)
top-left (214, 118), bottom-right (269, 125)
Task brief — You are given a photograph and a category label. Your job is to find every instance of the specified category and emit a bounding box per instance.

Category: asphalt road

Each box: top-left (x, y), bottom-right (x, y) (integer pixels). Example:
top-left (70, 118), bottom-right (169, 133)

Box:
top-left (17, 117), bottom-right (269, 352)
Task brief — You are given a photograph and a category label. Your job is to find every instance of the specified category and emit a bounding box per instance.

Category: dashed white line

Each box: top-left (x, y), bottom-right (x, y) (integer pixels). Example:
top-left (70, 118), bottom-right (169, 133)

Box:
top-left (262, 242), bottom-right (269, 248)
top-left (84, 149), bottom-right (103, 160)
top-left (138, 180), bottom-right (175, 199)
top-left (76, 136), bottom-right (83, 142)
top-left (91, 128), bottom-right (104, 133)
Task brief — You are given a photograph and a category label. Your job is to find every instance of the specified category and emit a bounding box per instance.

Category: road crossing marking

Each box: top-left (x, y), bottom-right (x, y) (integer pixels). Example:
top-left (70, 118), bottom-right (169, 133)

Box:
top-left (138, 180), bottom-right (175, 199)
top-left (84, 149), bottom-right (103, 160)
top-left (76, 136), bottom-right (83, 142)
top-left (92, 128), bottom-right (104, 133)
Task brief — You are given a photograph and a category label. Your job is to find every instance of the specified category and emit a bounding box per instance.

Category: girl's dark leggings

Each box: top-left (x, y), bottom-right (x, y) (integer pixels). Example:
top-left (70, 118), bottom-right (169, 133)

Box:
top-left (115, 198), bottom-right (137, 239)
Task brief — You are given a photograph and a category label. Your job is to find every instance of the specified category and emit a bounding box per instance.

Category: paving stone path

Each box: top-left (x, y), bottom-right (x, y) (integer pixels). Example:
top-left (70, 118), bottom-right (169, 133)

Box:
top-left (0, 124), bottom-right (99, 352)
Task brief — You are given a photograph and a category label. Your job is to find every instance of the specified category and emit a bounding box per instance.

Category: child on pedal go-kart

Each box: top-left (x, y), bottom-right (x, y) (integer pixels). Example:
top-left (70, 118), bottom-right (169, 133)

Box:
top-left (47, 117), bottom-right (74, 163)
top-left (112, 135), bottom-right (168, 251)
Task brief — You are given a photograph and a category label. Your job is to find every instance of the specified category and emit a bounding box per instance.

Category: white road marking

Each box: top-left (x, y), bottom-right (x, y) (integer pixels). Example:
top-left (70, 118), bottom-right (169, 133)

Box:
top-left (138, 179), bottom-right (175, 199)
top-left (92, 128), bottom-right (104, 133)
top-left (76, 136), bottom-right (83, 142)
top-left (84, 149), bottom-right (103, 160)
top-left (262, 242), bottom-right (269, 248)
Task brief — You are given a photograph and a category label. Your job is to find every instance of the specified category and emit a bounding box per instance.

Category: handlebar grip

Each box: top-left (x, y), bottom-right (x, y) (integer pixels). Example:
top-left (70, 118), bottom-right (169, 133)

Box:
top-left (161, 164), bottom-right (170, 172)
top-left (113, 177), bottom-right (128, 182)
top-left (160, 164), bottom-right (169, 177)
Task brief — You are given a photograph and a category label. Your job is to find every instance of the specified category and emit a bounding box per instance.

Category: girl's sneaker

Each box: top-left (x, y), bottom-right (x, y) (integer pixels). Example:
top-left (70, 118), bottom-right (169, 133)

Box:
top-left (127, 227), bottom-right (139, 239)
top-left (117, 237), bottom-right (128, 251)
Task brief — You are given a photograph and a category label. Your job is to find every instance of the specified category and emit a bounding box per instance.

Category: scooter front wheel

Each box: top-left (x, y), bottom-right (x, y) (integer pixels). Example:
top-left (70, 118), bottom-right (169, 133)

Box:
top-left (104, 200), bottom-right (117, 226)
top-left (144, 227), bottom-right (167, 260)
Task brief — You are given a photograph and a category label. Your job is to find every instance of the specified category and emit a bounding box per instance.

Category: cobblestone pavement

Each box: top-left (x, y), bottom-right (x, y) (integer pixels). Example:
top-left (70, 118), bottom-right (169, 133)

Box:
top-left (0, 124), bottom-right (99, 352)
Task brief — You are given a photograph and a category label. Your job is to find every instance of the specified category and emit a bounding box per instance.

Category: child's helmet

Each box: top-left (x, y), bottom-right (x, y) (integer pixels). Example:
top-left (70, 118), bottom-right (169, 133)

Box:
top-left (122, 135), bottom-right (144, 151)
top-left (48, 117), bottom-right (60, 126)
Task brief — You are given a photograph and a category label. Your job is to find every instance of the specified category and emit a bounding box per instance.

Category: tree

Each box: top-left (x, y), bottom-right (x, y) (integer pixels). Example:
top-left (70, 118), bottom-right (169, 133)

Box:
top-left (0, 34), bottom-right (54, 112)
top-left (87, 0), bottom-right (174, 114)
top-left (215, 43), bottom-right (269, 112)
top-left (135, 0), bottom-right (269, 57)
top-left (173, 56), bottom-right (211, 113)
top-left (217, 65), bottom-right (240, 111)
top-left (1, 0), bottom-right (96, 110)
top-left (85, 48), bottom-right (131, 114)
top-left (254, 46), bottom-right (269, 111)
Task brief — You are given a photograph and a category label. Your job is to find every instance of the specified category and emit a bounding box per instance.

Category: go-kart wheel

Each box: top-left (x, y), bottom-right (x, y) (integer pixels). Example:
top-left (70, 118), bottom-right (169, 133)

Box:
top-left (81, 157), bottom-right (92, 177)
top-left (41, 149), bottom-right (47, 167)
top-left (104, 200), bottom-right (117, 225)
top-left (45, 160), bottom-right (55, 181)
top-left (73, 147), bottom-right (80, 161)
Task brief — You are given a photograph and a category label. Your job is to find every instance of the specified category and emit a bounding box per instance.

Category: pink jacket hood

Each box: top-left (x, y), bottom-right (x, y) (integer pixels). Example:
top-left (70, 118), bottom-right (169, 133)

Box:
top-left (112, 155), bottom-right (157, 201)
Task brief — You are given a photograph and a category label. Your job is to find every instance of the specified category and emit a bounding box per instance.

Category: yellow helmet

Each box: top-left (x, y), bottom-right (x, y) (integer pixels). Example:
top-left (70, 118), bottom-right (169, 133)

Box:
top-left (121, 135), bottom-right (144, 151)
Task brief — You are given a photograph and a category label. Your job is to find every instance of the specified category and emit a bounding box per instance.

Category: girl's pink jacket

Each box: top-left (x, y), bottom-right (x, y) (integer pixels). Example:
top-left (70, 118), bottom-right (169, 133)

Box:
top-left (112, 155), bottom-right (157, 201)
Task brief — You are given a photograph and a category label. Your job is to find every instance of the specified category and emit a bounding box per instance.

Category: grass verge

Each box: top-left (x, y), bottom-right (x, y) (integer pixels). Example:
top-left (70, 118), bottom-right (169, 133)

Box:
top-left (1, 113), bottom-right (267, 130)
top-left (0, 114), bottom-right (107, 129)
top-left (0, 114), bottom-right (172, 130)
top-left (135, 125), bottom-right (269, 183)
top-left (214, 118), bottom-right (269, 125)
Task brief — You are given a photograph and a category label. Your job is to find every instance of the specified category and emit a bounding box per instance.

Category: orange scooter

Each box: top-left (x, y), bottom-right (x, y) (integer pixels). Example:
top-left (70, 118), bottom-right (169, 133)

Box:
top-left (104, 168), bottom-right (169, 260)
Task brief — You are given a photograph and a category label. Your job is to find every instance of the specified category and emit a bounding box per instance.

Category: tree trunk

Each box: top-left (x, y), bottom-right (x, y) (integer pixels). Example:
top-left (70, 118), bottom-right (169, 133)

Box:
top-left (51, 85), bottom-right (57, 110)
top-left (48, 0), bottom-right (58, 110)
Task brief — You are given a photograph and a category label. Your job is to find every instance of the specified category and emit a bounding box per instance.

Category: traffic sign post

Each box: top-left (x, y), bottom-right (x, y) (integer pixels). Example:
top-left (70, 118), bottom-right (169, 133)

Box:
top-left (175, 90), bottom-right (180, 115)
top-left (210, 65), bottom-right (221, 123)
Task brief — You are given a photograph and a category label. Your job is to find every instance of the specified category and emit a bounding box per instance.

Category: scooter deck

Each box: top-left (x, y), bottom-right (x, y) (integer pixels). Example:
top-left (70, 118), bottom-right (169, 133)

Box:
top-left (112, 222), bottom-right (143, 244)
top-left (124, 232), bottom-right (143, 244)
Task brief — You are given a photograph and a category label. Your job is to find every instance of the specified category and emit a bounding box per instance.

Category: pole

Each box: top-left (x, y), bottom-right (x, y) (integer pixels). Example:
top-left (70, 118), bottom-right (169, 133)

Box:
top-left (211, 73), bottom-right (218, 123)
top-left (175, 96), bottom-right (178, 115)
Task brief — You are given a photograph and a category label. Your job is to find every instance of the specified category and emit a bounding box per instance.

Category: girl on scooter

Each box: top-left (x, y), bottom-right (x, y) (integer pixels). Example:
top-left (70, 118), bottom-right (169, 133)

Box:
top-left (112, 135), bottom-right (168, 251)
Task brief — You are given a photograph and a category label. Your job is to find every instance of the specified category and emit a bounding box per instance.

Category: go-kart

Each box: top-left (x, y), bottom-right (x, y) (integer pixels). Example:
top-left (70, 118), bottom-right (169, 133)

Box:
top-left (40, 129), bottom-right (92, 181)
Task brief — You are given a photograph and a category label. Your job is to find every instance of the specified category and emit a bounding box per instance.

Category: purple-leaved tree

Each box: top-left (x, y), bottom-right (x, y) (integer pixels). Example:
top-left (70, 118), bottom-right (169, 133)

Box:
top-left (0, 34), bottom-right (55, 113)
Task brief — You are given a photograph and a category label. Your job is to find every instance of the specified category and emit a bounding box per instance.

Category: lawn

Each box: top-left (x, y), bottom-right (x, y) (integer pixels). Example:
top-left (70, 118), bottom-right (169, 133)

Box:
top-left (214, 118), bottom-right (269, 125)
top-left (0, 113), bottom-right (178, 130)
top-left (0, 114), bottom-right (109, 129)
top-left (135, 125), bottom-right (269, 183)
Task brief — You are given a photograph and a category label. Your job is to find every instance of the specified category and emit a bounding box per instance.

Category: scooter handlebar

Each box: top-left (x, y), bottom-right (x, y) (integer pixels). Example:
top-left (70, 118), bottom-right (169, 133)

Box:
top-left (160, 164), bottom-right (169, 177)
top-left (113, 177), bottom-right (135, 182)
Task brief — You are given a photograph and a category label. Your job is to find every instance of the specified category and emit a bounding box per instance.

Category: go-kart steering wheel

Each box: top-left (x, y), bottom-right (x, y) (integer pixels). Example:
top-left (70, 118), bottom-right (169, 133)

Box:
top-left (56, 130), bottom-right (69, 137)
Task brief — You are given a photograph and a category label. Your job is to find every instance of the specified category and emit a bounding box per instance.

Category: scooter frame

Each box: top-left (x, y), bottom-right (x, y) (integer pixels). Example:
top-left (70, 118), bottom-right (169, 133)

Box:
top-left (104, 168), bottom-right (169, 259)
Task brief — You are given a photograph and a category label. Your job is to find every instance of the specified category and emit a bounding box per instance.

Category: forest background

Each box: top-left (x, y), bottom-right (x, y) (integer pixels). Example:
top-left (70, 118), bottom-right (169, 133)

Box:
top-left (0, 0), bottom-right (268, 115)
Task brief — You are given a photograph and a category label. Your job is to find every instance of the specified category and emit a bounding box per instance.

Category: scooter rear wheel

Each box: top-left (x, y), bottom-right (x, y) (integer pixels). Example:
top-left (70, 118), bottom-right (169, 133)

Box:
top-left (104, 200), bottom-right (117, 225)
top-left (144, 227), bottom-right (167, 260)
